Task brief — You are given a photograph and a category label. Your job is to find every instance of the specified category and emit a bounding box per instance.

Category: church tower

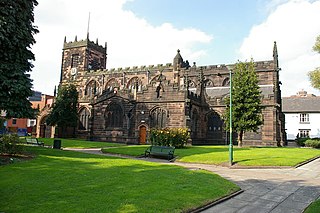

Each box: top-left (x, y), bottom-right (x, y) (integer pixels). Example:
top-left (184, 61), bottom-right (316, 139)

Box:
top-left (60, 35), bottom-right (107, 84)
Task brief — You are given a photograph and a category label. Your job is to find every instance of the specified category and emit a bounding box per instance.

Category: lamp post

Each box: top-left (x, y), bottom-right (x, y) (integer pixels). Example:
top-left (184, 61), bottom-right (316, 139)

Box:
top-left (227, 65), bottom-right (233, 166)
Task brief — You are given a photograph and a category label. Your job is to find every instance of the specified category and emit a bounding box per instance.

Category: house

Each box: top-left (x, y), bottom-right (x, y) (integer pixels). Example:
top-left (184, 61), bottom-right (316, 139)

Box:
top-left (1, 91), bottom-right (54, 136)
top-left (282, 90), bottom-right (320, 140)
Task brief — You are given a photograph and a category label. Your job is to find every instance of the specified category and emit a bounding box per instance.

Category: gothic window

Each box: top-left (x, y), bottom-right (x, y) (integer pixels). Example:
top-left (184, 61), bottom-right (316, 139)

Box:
top-left (189, 81), bottom-right (196, 88)
top-left (127, 77), bottom-right (142, 93)
top-left (105, 78), bottom-right (120, 92)
top-left (191, 109), bottom-right (198, 137)
top-left (105, 103), bottom-right (123, 128)
top-left (150, 107), bottom-right (167, 128)
top-left (205, 80), bottom-right (214, 87)
top-left (85, 80), bottom-right (98, 97)
top-left (79, 108), bottom-right (90, 130)
top-left (207, 112), bottom-right (223, 132)
top-left (71, 54), bottom-right (80, 68)
top-left (222, 77), bottom-right (230, 86)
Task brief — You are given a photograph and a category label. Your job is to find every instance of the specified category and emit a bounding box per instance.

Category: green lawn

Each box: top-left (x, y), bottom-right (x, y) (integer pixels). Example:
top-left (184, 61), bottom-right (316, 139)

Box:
top-left (0, 146), bottom-right (239, 213)
top-left (102, 145), bottom-right (320, 166)
top-left (38, 138), bottom-right (124, 148)
top-left (304, 199), bottom-right (320, 213)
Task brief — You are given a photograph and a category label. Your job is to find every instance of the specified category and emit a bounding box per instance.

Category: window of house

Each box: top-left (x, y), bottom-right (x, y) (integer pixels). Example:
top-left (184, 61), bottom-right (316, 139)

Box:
top-left (299, 113), bottom-right (309, 123)
top-left (12, 118), bottom-right (17, 125)
top-left (30, 120), bottom-right (35, 127)
top-left (299, 129), bottom-right (310, 138)
top-left (71, 54), bottom-right (80, 68)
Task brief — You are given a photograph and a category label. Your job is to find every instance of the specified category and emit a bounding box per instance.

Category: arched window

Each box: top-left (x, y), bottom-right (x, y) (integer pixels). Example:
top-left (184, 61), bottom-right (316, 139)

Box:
top-left (105, 103), bottom-right (123, 128)
top-left (105, 78), bottom-right (120, 91)
top-left (205, 80), bottom-right (214, 87)
top-left (191, 109), bottom-right (198, 137)
top-left (85, 80), bottom-right (98, 97)
top-left (79, 108), bottom-right (90, 130)
top-left (150, 107), bottom-right (167, 128)
top-left (222, 77), bottom-right (230, 86)
top-left (127, 77), bottom-right (142, 93)
top-left (207, 112), bottom-right (223, 132)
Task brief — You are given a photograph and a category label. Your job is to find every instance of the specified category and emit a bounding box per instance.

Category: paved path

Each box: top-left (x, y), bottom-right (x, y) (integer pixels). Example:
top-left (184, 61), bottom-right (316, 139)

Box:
top-left (64, 148), bottom-right (320, 213)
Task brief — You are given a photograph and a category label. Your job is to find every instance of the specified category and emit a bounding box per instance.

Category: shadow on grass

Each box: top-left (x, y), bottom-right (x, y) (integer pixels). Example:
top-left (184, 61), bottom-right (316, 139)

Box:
top-left (0, 146), bottom-right (240, 213)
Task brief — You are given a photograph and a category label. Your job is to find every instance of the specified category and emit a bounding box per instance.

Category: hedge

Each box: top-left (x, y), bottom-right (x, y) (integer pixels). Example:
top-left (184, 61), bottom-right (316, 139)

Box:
top-left (305, 138), bottom-right (320, 149)
top-left (149, 128), bottom-right (190, 148)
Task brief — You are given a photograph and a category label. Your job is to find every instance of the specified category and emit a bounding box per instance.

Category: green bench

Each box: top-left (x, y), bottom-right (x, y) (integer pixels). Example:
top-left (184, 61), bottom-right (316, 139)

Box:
top-left (145, 145), bottom-right (175, 160)
top-left (26, 138), bottom-right (44, 146)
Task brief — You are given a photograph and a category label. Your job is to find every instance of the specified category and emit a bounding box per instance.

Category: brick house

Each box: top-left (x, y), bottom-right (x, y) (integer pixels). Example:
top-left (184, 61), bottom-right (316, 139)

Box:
top-left (49, 35), bottom-right (285, 146)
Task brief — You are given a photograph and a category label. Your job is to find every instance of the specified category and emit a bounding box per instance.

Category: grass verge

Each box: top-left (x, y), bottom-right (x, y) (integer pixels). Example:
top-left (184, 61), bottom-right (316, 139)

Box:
top-left (0, 146), bottom-right (239, 213)
top-left (304, 199), bottom-right (320, 213)
top-left (102, 145), bottom-right (320, 166)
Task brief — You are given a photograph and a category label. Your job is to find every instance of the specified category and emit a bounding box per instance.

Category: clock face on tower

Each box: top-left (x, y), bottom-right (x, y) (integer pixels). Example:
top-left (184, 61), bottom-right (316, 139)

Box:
top-left (71, 67), bottom-right (78, 76)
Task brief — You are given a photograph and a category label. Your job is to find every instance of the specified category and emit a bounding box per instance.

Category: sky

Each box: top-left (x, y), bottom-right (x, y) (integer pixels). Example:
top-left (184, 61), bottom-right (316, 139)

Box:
top-left (31, 0), bottom-right (320, 97)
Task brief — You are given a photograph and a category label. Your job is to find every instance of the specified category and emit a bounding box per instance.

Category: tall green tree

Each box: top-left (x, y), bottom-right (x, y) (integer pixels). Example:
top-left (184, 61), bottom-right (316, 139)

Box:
top-left (46, 84), bottom-right (79, 137)
top-left (308, 35), bottom-right (320, 90)
top-left (224, 60), bottom-right (263, 147)
top-left (0, 0), bottom-right (39, 118)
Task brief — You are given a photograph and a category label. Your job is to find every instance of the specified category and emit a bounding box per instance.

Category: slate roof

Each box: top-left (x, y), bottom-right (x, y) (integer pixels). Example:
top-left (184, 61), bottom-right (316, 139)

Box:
top-left (203, 85), bottom-right (274, 98)
top-left (282, 96), bottom-right (320, 113)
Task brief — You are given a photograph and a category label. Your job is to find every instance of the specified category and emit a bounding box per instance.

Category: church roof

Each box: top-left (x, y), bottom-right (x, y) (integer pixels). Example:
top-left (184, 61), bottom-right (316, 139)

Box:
top-left (282, 96), bottom-right (320, 113)
top-left (204, 85), bottom-right (274, 98)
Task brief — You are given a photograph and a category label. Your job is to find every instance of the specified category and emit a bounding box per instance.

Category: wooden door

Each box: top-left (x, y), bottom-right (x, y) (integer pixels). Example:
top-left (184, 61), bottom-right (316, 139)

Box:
top-left (139, 126), bottom-right (147, 144)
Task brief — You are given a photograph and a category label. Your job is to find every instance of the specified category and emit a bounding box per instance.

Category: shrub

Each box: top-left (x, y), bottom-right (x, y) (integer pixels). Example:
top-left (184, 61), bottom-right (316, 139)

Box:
top-left (0, 134), bottom-right (24, 155)
top-left (296, 137), bottom-right (309, 146)
top-left (149, 128), bottom-right (190, 148)
top-left (305, 139), bottom-right (320, 149)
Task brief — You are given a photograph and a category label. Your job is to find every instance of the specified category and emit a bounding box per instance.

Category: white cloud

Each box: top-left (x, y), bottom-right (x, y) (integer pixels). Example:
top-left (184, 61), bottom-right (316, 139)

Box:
top-left (239, 0), bottom-right (320, 97)
top-left (31, 0), bottom-right (212, 94)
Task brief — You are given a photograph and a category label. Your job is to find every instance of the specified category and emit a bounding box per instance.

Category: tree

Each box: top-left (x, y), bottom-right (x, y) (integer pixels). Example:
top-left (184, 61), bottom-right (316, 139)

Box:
top-left (0, 0), bottom-right (39, 118)
top-left (224, 60), bottom-right (263, 147)
top-left (308, 35), bottom-right (320, 90)
top-left (46, 84), bottom-right (79, 138)
top-left (313, 35), bottom-right (320, 53)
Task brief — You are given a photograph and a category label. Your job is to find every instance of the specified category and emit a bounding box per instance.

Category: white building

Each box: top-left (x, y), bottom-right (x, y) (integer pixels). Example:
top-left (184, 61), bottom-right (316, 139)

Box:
top-left (282, 90), bottom-right (320, 140)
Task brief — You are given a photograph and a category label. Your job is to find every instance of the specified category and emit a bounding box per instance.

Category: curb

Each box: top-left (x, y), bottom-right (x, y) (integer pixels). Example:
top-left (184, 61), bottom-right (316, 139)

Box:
top-left (295, 156), bottom-right (320, 168)
top-left (187, 189), bottom-right (244, 213)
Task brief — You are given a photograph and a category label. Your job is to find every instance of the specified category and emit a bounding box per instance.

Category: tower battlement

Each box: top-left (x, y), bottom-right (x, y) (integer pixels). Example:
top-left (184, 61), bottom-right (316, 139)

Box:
top-left (63, 36), bottom-right (106, 53)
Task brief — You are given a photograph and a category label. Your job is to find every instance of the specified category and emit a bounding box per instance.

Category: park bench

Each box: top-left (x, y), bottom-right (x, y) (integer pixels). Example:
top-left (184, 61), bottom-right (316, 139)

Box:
top-left (26, 138), bottom-right (44, 146)
top-left (145, 145), bottom-right (175, 160)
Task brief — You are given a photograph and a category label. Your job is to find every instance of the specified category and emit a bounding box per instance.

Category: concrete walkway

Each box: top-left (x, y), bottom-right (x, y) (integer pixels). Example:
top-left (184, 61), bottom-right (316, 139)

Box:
top-left (64, 148), bottom-right (320, 213)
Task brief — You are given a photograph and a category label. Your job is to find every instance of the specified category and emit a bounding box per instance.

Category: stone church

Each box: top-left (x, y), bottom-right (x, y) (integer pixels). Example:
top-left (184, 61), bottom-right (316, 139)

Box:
top-left (57, 35), bottom-right (286, 146)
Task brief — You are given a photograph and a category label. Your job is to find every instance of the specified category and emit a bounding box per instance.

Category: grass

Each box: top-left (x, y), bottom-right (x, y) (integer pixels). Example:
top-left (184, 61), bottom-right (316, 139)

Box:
top-left (0, 146), bottom-right (240, 213)
top-left (102, 145), bottom-right (320, 166)
top-left (304, 199), bottom-right (320, 213)
top-left (28, 137), bottom-right (124, 148)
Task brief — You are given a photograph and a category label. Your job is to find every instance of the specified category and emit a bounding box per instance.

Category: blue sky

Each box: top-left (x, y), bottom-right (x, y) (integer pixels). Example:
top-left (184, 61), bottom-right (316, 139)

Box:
top-left (32, 0), bottom-right (320, 96)
top-left (124, 0), bottom-right (270, 64)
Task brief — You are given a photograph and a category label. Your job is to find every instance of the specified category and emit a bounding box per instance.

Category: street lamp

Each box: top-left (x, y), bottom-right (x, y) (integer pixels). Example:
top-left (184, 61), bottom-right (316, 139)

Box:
top-left (226, 65), bottom-right (233, 166)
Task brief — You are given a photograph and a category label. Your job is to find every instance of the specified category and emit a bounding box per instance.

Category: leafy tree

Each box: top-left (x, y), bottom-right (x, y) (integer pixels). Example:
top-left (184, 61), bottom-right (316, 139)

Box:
top-left (308, 35), bottom-right (320, 90)
top-left (46, 84), bottom-right (79, 137)
top-left (224, 60), bottom-right (263, 147)
top-left (313, 35), bottom-right (320, 53)
top-left (0, 0), bottom-right (39, 118)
